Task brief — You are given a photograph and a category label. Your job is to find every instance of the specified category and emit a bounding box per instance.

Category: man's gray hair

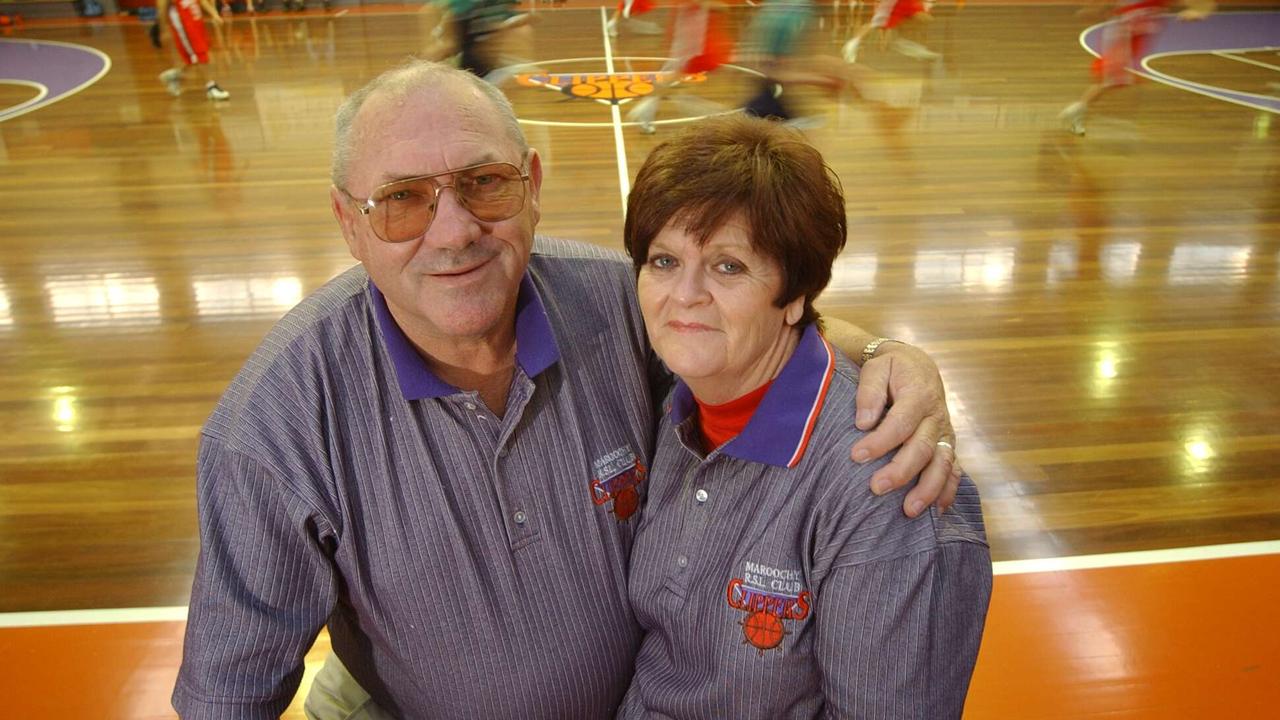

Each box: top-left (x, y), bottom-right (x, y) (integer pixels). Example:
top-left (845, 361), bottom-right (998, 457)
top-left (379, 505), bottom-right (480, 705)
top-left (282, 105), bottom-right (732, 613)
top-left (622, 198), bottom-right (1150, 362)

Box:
top-left (331, 59), bottom-right (529, 190)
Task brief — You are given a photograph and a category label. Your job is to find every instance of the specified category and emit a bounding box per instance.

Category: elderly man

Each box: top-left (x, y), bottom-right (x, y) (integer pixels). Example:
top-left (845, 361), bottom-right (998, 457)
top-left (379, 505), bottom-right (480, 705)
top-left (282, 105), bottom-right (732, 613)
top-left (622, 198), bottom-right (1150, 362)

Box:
top-left (172, 60), bottom-right (962, 719)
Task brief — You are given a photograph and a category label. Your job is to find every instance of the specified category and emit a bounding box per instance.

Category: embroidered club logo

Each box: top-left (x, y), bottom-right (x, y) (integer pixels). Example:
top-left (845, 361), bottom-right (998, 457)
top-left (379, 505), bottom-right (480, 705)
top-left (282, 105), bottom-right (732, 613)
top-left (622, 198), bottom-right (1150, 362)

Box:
top-left (589, 446), bottom-right (646, 520)
top-left (726, 562), bottom-right (811, 656)
top-left (515, 71), bottom-right (709, 106)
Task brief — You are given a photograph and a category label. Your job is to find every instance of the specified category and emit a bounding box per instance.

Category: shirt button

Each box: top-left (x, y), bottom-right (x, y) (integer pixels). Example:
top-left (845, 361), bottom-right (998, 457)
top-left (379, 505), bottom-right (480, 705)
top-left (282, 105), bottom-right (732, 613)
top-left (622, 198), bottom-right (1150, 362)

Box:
top-left (676, 555), bottom-right (688, 568)
top-left (513, 510), bottom-right (527, 525)
top-left (695, 489), bottom-right (708, 504)
top-left (464, 402), bottom-right (477, 411)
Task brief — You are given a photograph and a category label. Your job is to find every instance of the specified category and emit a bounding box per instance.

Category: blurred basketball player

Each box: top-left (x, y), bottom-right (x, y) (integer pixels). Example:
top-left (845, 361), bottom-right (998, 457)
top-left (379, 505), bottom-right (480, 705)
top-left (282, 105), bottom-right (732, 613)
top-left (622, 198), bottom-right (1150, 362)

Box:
top-left (156, 0), bottom-right (231, 101)
top-left (742, 0), bottom-right (873, 125)
top-left (842, 0), bottom-right (940, 64)
top-left (607, 0), bottom-right (662, 38)
top-left (1059, 0), bottom-right (1214, 135)
top-left (626, 0), bottom-right (732, 134)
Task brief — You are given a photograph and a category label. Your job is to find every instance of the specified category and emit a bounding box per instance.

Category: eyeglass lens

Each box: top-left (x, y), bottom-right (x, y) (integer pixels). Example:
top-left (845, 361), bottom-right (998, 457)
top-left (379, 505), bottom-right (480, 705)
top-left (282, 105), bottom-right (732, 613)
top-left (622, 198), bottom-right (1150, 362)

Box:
top-left (370, 163), bottom-right (526, 242)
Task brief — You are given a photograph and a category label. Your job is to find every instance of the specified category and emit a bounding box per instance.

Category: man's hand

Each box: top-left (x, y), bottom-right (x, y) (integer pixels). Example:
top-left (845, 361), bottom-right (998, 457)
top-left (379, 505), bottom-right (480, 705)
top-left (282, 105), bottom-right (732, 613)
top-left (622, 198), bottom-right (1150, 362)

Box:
top-left (851, 342), bottom-right (959, 517)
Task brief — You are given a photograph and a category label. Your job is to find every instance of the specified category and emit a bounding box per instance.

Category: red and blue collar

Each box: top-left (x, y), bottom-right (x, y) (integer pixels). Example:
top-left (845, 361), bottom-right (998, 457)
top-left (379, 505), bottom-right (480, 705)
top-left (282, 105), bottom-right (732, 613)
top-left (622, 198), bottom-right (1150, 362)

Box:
top-left (369, 274), bottom-right (560, 401)
top-left (670, 323), bottom-right (836, 468)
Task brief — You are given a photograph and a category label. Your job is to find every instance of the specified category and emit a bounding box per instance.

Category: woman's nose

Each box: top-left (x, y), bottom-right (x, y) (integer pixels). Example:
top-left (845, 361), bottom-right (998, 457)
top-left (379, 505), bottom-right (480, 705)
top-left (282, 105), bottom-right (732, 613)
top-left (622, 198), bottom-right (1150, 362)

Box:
top-left (672, 265), bottom-right (710, 305)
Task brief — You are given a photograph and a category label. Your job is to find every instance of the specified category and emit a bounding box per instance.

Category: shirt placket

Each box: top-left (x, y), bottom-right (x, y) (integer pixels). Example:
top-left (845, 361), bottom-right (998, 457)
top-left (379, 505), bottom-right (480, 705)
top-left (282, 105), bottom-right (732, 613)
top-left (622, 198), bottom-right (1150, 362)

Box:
top-left (660, 420), bottom-right (719, 608)
top-left (493, 369), bottom-right (539, 549)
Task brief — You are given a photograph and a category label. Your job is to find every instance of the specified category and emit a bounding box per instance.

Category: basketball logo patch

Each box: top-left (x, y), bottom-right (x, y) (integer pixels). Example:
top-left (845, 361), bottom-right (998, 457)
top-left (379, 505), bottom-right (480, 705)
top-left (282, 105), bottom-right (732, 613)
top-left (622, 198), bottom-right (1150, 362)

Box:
top-left (589, 446), bottom-right (647, 521)
top-left (726, 561), bottom-right (811, 656)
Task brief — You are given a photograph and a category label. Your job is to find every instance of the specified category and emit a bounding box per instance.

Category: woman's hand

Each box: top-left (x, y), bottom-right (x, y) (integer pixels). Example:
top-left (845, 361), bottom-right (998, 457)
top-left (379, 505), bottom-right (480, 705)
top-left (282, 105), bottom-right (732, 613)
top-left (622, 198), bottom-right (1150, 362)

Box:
top-left (851, 342), bottom-right (959, 517)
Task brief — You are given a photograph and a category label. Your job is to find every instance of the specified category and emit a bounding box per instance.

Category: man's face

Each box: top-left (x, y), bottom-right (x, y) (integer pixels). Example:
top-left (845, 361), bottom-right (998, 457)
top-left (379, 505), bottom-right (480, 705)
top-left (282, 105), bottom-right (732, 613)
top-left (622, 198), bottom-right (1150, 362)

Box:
top-left (331, 81), bottom-right (542, 348)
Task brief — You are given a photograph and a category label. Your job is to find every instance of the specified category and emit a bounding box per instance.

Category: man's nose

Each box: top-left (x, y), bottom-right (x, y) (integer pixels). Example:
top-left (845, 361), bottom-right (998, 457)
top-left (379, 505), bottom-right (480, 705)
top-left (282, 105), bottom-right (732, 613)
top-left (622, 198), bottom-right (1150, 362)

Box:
top-left (423, 186), bottom-right (481, 248)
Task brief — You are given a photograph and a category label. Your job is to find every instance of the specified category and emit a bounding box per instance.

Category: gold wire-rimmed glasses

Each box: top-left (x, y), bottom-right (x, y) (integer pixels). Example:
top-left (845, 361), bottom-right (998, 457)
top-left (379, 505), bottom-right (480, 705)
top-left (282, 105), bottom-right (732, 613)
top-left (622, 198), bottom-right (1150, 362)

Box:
top-left (343, 159), bottom-right (531, 243)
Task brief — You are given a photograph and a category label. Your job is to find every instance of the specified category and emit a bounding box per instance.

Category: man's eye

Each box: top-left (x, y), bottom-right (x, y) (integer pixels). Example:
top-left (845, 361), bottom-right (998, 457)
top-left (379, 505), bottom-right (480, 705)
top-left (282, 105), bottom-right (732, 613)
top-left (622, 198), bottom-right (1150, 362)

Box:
top-left (471, 173), bottom-right (498, 186)
top-left (387, 190), bottom-right (414, 202)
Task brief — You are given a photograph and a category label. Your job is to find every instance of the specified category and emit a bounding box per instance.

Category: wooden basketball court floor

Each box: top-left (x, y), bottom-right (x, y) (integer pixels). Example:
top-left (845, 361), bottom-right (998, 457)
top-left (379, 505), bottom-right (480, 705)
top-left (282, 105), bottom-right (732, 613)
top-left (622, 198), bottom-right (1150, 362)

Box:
top-left (1, 2), bottom-right (1277, 717)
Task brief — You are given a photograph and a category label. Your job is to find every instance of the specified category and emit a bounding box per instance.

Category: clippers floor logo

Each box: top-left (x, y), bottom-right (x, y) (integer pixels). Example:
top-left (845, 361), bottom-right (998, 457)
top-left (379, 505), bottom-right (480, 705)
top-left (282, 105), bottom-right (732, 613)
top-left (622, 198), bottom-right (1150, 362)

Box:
top-left (590, 446), bottom-right (646, 521)
top-left (508, 57), bottom-right (764, 128)
top-left (517, 70), bottom-right (708, 106)
top-left (726, 561), bottom-right (811, 656)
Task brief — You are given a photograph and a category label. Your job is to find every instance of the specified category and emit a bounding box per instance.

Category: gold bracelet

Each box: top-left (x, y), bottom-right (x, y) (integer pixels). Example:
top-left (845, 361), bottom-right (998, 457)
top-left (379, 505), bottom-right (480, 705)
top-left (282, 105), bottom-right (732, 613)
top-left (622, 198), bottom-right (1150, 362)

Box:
top-left (859, 337), bottom-right (898, 365)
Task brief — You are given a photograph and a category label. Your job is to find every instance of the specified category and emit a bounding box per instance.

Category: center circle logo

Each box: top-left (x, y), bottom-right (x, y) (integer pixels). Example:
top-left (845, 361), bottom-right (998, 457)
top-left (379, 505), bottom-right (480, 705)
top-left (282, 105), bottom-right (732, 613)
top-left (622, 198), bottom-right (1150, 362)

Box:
top-left (507, 56), bottom-right (764, 128)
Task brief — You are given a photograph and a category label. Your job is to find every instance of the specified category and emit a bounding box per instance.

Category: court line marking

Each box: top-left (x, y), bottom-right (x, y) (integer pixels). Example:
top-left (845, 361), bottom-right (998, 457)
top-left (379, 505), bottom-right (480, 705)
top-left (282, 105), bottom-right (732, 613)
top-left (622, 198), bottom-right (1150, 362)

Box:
top-left (0, 605), bottom-right (188, 628)
top-left (0, 79), bottom-right (50, 118)
top-left (1213, 50), bottom-right (1280, 73)
top-left (0, 39), bottom-right (112, 123)
top-left (1139, 48), bottom-right (1280, 114)
top-left (1075, 13), bottom-right (1280, 116)
top-left (2, 540), bottom-right (1277, 628)
top-left (992, 539), bottom-right (1280, 575)
top-left (601, 7), bottom-right (632, 214)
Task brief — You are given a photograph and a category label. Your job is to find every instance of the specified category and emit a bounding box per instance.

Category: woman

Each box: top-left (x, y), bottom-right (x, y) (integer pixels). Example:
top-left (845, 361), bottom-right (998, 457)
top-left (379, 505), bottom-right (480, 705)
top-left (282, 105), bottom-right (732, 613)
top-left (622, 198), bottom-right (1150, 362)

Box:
top-left (620, 115), bottom-right (991, 718)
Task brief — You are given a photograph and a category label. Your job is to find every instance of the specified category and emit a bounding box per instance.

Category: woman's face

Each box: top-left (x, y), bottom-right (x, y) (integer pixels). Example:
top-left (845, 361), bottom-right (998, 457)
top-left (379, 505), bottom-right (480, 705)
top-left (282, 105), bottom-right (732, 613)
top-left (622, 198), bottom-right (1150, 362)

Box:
top-left (637, 214), bottom-right (804, 403)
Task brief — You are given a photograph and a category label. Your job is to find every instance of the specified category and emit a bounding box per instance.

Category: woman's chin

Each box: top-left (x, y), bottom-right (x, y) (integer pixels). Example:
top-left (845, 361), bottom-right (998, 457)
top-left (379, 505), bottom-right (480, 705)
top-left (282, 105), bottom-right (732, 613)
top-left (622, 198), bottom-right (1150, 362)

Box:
top-left (664, 359), bottom-right (715, 382)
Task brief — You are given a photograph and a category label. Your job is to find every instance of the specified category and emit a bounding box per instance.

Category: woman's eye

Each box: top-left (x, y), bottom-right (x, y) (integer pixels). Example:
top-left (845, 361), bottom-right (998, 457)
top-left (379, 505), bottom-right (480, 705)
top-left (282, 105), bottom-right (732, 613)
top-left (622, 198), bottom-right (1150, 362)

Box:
top-left (649, 255), bottom-right (676, 269)
top-left (716, 260), bottom-right (744, 275)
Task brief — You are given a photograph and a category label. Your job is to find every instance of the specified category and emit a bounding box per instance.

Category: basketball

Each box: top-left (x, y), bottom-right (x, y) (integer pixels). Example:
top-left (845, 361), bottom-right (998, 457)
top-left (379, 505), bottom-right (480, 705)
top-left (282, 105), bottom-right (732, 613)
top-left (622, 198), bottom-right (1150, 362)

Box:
top-left (741, 611), bottom-right (785, 652)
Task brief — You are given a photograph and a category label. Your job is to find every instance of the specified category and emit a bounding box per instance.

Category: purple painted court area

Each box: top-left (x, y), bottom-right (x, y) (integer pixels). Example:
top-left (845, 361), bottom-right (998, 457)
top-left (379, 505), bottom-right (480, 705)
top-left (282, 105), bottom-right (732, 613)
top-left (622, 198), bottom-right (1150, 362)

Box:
top-left (1083, 10), bottom-right (1280, 113)
top-left (0, 39), bottom-right (110, 120)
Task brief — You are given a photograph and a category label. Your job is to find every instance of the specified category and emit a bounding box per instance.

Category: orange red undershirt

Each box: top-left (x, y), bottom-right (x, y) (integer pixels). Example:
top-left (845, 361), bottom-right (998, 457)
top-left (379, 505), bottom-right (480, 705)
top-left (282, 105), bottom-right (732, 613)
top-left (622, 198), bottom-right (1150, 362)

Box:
top-left (694, 380), bottom-right (773, 452)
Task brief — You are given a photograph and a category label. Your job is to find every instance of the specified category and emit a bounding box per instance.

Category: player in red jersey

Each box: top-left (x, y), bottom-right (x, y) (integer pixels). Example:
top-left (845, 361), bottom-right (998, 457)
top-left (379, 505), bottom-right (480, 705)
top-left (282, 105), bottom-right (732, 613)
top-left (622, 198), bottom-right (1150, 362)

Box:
top-left (607, 0), bottom-right (662, 38)
top-left (626, 0), bottom-right (732, 133)
top-left (1059, 0), bottom-right (1214, 135)
top-left (156, 0), bottom-right (230, 101)
top-left (842, 0), bottom-right (940, 64)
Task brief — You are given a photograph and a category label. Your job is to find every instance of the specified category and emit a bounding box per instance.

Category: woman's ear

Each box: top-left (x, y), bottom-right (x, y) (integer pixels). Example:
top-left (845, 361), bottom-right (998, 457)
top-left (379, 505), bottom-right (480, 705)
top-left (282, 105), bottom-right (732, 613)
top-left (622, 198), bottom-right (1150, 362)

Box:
top-left (784, 296), bottom-right (805, 326)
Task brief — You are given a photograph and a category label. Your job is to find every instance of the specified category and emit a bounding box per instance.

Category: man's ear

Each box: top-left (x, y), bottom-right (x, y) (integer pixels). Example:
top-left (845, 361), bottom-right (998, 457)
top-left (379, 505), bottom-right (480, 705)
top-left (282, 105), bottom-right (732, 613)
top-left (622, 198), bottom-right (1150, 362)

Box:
top-left (330, 186), bottom-right (363, 261)
top-left (526, 148), bottom-right (544, 227)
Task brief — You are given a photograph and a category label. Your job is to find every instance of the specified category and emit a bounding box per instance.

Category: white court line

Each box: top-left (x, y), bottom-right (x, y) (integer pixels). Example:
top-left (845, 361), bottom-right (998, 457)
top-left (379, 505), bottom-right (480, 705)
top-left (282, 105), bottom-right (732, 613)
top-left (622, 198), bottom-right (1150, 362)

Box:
top-left (1140, 49), bottom-right (1280, 115)
top-left (992, 539), bottom-right (1280, 576)
top-left (1213, 50), bottom-right (1280, 73)
top-left (1, 540), bottom-right (1277, 628)
top-left (0, 79), bottom-right (50, 119)
top-left (601, 7), bottom-right (631, 218)
top-left (0, 605), bottom-right (188, 629)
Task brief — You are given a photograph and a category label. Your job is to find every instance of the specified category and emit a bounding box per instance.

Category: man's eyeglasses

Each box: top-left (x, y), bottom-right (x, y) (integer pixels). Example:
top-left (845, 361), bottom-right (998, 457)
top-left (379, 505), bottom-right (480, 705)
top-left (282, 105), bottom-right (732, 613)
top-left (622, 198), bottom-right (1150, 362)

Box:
top-left (343, 160), bottom-right (530, 243)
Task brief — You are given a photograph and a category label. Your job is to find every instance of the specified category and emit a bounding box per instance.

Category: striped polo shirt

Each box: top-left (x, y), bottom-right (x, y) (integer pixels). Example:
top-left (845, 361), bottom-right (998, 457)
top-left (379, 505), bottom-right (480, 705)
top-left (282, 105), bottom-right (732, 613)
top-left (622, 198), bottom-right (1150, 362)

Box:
top-left (174, 238), bottom-right (659, 719)
top-left (621, 324), bottom-right (992, 719)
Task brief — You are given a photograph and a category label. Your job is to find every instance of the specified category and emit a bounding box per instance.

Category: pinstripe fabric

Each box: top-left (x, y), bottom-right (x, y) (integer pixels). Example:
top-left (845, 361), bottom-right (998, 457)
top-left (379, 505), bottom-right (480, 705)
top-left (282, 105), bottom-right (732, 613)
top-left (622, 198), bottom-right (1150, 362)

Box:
top-left (621, 336), bottom-right (992, 719)
top-left (174, 237), bottom-right (657, 719)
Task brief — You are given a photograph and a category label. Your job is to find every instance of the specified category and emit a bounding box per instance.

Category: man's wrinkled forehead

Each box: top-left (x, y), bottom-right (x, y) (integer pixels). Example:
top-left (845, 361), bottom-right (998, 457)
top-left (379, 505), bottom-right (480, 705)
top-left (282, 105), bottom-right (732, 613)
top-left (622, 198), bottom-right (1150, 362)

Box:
top-left (354, 78), bottom-right (511, 151)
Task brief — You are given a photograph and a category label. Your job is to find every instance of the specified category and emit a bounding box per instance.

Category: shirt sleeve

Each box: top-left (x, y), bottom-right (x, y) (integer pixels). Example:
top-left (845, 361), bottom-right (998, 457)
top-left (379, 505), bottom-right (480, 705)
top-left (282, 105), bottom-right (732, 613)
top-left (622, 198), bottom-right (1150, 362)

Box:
top-left (172, 436), bottom-right (339, 719)
top-left (813, 542), bottom-right (992, 719)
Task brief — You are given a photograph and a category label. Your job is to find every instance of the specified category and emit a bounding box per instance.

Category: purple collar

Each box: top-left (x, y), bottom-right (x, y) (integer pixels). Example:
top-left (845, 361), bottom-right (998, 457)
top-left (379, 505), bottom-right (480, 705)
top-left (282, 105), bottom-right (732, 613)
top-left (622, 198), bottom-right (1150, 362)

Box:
top-left (670, 324), bottom-right (836, 468)
top-left (369, 274), bottom-right (560, 400)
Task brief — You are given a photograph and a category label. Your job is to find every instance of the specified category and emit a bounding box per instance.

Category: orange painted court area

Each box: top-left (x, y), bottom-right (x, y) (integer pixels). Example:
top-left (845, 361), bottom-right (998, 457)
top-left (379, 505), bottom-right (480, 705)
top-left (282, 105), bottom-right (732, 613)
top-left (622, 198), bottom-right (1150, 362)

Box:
top-left (3, 554), bottom-right (1277, 718)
